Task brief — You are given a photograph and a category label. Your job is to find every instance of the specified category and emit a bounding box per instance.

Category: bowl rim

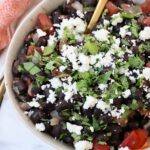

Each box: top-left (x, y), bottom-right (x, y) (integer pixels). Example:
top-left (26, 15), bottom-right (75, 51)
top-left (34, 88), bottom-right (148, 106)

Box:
top-left (4, 0), bottom-right (72, 150)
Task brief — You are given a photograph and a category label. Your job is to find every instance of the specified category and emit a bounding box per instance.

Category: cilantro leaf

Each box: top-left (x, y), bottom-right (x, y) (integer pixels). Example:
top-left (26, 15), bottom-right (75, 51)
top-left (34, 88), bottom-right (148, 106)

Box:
top-left (97, 71), bottom-right (112, 84)
top-left (43, 45), bottom-right (55, 56)
top-left (128, 56), bottom-right (144, 69)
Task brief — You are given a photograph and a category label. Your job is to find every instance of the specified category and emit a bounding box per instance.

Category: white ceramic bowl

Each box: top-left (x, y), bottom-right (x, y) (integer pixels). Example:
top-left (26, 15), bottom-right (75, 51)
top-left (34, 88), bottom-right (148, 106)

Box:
top-left (4, 0), bottom-right (72, 149)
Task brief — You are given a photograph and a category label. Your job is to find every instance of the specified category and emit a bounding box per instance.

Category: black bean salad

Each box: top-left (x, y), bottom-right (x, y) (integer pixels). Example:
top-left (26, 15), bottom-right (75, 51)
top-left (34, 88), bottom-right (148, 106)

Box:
top-left (12, 0), bottom-right (150, 149)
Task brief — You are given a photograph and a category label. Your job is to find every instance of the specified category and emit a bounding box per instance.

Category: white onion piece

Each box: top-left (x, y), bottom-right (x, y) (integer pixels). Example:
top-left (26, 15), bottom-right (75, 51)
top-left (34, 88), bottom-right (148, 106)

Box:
top-left (71, 1), bottom-right (83, 11)
top-left (132, 0), bottom-right (145, 4)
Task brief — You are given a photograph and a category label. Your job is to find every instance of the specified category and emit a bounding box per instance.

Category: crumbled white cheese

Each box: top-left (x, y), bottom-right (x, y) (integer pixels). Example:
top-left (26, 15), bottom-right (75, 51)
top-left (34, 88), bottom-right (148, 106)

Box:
top-left (111, 13), bottom-right (123, 26)
top-left (66, 122), bottom-right (83, 135)
top-left (111, 107), bottom-right (125, 118)
top-left (36, 94), bottom-right (45, 99)
top-left (28, 101), bottom-right (40, 108)
top-left (142, 67), bottom-right (150, 80)
top-left (47, 90), bottom-right (56, 104)
top-left (48, 35), bottom-right (57, 46)
top-left (89, 127), bottom-right (94, 132)
top-left (74, 140), bottom-right (93, 150)
top-left (93, 29), bottom-right (109, 41)
top-left (63, 80), bottom-right (77, 102)
top-left (57, 17), bottom-right (86, 38)
top-left (76, 10), bottom-right (84, 18)
top-left (83, 96), bottom-right (98, 109)
top-left (139, 27), bottom-right (150, 41)
top-left (49, 77), bottom-right (62, 89)
top-left (61, 45), bottom-right (79, 70)
top-left (119, 147), bottom-right (129, 150)
top-left (99, 84), bottom-right (108, 91)
top-left (103, 19), bottom-right (110, 26)
top-left (100, 51), bottom-right (114, 67)
top-left (59, 65), bottom-right (67, 72)
top-left (119, 25), bottom-right (131, 38)
top-left (146, 93), bottom-right (150, 99)
top-left (96, 99), bottom-right (110, 113)
top-left (122, 89), bottom-right (131, 98)
top-left (78, 53), bottom-right (90, 72)
top-left (36, 29), bottom-right (46, 38)
top-left (35, 123), bottom-right (45, 132)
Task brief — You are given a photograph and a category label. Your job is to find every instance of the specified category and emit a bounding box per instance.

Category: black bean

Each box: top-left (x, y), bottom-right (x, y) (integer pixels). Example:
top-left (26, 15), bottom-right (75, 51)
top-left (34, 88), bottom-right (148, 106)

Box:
top-left (43, 88), bottom-right (50, 97)
top-left (112, 98), bottom-right (123, 109)
top-left (41, 102), bottom-right (55, 114)
top-left (82, 0), bottom-right (97, 6)
top-left (96, 133), bottom-right (109, 142)
top-left (12, 60), bottom-right (20, 76)
top-left (107, 124), bottom-right (122, 134)
top-left (139, 117), bottom-right (149, 127)
top-left (84, 12), bottom-right (93, 23)
top-left (18, 52), bottom-right (27, 64)
top-left (13, 79), bottom-right (27, 95)
top-left (19, 102), bottom-right (31, 111)
top-left (63, 136), bottom-right (74, 144)
top-left (52, 11), bottom-right (61, 24)
top-left (57, 91), bottom-right (65, 100)
top-left (51, 124), bottom-right (62, 138)
top-left (108, 134), bottom-right (122, 147)
top-left (126, 121), bottom-right (139, 130)
top-left (55, 100), bottom-right (73, 112)
top-left (30, 109), bottom-right (45, 123)
top-left (82, 108), bottom-right (93, 117)
top-left (36, 36), bottom-right (48, 47)
top-left (72, 94), bottom-right (82, 101)
top-left (17, 95), bottom-right (32, 102)
top-left (31, 86), bottom-right (41, 96)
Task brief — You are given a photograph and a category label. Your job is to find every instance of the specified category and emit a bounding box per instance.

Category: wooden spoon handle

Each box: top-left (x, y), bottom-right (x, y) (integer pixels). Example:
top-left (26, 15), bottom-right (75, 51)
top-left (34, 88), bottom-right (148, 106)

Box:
top-left (87, 0), bottom-right (108, 32)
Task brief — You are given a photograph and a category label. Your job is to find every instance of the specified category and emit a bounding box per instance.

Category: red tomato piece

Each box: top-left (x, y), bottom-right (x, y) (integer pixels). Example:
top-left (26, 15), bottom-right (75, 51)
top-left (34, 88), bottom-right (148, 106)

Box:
top-left (27, 45), bottom-right (35, 55)
top-left (146, 62), bottom-right (150, 68)
top-left (93, 140), bottom-right (110, 150)
top-left (140, 0), bottom-right (150, 13)
top-left (27, 46), bottom-right (42, 55)
top-left (37, 13), bottom-right (54, 34)
top-left (120, 129), bottom-right (148, 149)
top-left (105, 1), bottom-right (119, 16)
top-left (143, 17), bottom-right (150, 26)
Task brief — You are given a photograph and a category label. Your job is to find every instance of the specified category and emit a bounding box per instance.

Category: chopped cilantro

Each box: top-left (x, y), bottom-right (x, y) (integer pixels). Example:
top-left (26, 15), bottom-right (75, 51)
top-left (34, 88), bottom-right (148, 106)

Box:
top-left (98, 141), bottom-right (107, 145)
top-left (128, 56), bottom-right (144, 69)
top-left (97, 71), bottom-right (112, 84)
top-left (130, 21), bottom-right (139, 38)
top-left (121, 12), bottom-right (139, 19)
top-left (131, 99), bottom-right (138, 110)
top-left (120, 76), bottom-right (129, 90)
top-left (139, 42), bottom-right (150, 53)
top-left (43, 45), bottom-right (55, 56)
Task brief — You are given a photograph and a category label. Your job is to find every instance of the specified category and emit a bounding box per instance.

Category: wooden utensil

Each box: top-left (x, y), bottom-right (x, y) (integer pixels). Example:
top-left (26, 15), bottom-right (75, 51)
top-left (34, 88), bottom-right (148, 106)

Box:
top-left (86, 0), bottom-right (108, 33)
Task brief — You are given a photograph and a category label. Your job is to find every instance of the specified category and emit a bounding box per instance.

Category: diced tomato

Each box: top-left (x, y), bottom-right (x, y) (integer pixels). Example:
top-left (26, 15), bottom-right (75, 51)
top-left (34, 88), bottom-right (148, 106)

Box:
top-left (27, 45), bottom-right (35, 55)
top-left (143, 17), bottom-right (150, 26)
top-left (120, 129), bottom-right (148, 149)
top-left (105, 1), bottom-right (119, 16)
top-left (93, 140), bottom-right (110, 150)
top-left (27, 46), bottom-right (42, 55)
top-left (146, 62), bottom-right (150, 68)
top-left (140, 0), bottom-right (150, 13)
top-left (121, 3), bottom-right (142, 14)
top-left (37, 13), bottom-right (54, 34)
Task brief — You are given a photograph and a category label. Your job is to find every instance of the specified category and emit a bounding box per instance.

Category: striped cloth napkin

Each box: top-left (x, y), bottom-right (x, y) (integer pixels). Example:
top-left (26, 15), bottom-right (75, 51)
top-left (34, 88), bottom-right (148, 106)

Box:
top-left (0, 0), bottom-right (56, 150)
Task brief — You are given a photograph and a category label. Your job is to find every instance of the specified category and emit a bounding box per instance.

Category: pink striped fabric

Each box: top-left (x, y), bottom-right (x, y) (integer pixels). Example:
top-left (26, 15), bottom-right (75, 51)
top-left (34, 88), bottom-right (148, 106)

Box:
top-left (0, 0), bottom-right (31, 51)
